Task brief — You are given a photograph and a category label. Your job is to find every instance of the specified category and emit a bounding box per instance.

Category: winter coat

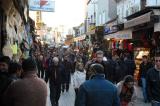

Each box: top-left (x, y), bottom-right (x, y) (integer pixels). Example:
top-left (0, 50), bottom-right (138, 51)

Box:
top-left (115, 60), bottom-right (128, 83)
top-left (49, 64), bottom-right (63, 86)
top-left (139, 62), bottom-right (153, 78)
top-left (146, 67), bottom-right (160, 102)
top-left (4, 71), bottom-right (47, 106)
top-left (61, 60), bottom-right (73, 83)
top-left (72, 70), bottom-right (86, 89)
top-left (75, 74), bottom-right (120, 106)
top-left (124, 59), bottom-right (136, 76)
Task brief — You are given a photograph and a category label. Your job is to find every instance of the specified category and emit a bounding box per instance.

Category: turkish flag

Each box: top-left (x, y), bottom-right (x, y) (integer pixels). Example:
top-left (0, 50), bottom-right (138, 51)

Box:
top-left (40, 0), bottom-right (48, 7)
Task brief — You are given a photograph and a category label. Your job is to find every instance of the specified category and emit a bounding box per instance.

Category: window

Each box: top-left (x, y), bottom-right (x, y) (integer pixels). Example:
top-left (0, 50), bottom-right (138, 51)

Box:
top-left (147, 0), bottom-right (157, 6)
top-left (99, 14), bottom-right (102, 25)
top-left (91, 15), bottom-right (93, 24)
top-left (102, 11), bottom-right (105, 24)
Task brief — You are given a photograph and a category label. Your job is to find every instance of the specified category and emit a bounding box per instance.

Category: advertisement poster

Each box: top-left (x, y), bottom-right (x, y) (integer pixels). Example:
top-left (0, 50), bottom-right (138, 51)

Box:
top-left (29, 0), bottom-right (55, 12)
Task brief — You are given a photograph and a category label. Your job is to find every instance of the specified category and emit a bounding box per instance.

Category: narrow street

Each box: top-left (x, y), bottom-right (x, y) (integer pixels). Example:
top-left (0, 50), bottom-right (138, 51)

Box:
top-left (0, 0), bottom-right (160, 106)
top-left (46, 76), bottom-right (75, 106)
top-left (46, 77), bottom-right (151, 106)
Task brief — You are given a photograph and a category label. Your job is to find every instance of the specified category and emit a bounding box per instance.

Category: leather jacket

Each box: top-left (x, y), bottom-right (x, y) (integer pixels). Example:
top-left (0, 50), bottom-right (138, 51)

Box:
top-left (146, 68), bottom-right (160, 102)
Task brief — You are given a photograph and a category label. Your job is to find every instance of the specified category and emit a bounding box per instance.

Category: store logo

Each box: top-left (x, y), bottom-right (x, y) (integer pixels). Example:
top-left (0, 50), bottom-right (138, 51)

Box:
top-left (40, 0), bottom-right (48, 7)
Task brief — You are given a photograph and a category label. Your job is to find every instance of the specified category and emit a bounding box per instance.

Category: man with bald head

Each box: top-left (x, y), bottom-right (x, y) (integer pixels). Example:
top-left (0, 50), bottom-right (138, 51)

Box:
top-left (49, 57), bottom-right (63, 106)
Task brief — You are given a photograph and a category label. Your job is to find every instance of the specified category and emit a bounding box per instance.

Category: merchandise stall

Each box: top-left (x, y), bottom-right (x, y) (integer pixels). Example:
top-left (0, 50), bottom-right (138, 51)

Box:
top-left (134, 48), bottom-right (150, 80)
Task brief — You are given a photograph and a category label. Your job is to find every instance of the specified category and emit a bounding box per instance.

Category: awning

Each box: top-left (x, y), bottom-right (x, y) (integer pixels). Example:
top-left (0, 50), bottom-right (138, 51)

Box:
top-left (124, 12), bottom-right (152, 29)
top-left (104, 29), bottom-right (132, 40)
top-left (74, 35), bottom-right (86, 42)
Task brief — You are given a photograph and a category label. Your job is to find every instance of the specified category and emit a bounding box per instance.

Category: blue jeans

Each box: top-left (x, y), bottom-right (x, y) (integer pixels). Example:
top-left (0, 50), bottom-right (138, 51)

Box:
top-left (152, 100), bottom-right (160, 106)
top-left (141, 78), bottom-right (148, 101)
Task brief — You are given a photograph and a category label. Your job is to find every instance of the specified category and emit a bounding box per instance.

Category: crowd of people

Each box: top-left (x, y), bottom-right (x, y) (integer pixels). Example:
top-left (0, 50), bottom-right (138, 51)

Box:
top-left (0, 46), bottom-right (160, 106)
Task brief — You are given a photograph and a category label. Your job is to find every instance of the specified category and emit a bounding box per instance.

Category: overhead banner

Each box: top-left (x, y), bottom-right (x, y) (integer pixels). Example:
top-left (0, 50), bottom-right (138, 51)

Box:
top-left (29, 0), bottom-right (55, 12)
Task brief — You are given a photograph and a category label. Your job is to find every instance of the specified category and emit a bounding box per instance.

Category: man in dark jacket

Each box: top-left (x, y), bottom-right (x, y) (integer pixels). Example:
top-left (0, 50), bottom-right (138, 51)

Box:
top-left (124, 55), bottom-right (136, 76)
top-left (146, 53), bottom-right (160, 106)
top-left (0, 56), bottom-right (11, 106)
top-left (4, 58), bottom-right (47, 106)
top-left (75, 63), bottom-right (120, 106)
top-left (61, 55), bottom-right (73, 92)
top-left (139, 55), bottom-right (153, 102)
top-left (85, 50), bottom-right (115, 82)
top-left (49, 57), bottom-right (63, 106)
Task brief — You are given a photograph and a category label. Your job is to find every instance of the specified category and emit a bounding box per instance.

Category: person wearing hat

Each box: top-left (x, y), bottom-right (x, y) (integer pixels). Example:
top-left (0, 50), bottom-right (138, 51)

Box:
top-left (49, 57), bottom-right (63, 106)
top-left (75, 63), bottom-right (120, 106)
top-left (4, 58), bottom-right (47, 106)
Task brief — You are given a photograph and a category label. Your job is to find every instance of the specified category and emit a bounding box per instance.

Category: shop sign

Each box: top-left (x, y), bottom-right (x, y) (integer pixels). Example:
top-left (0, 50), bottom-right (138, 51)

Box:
top-left (115, 33), bottom-right (132, 39)
top-left (124, 12), bottom-right (152, 28)
top-left (74, 35), bottom-right (86, 42)
top-left (104, 29), bottom-right (132, 39)
top-left (104, 26), bottom-right (118, 35)
top-left (29, 0), bottom-right (55, 12)
top-left (86, 29), bottom-right (96, 35)
top-left (89, 25), bottom-right (96, 31)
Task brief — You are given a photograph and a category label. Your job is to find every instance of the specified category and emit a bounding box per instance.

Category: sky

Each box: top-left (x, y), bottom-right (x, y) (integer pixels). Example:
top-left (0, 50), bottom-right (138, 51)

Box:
top-left (42, 0), bottom-right (85, 29)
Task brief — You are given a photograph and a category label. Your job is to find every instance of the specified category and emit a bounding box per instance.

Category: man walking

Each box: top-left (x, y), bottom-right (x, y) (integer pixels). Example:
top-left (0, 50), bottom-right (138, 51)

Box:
top-left (147, 53), bottom-right (160, 106)
top-left (75, 63), bottom-right (120, 106)
top-left (4, 58), bottom-right (47, 106)
top-left (139, 55), bottom-right (153, 102)
top-left (85, 50), bottom-right (115, 82)
top-left (49, 57), bottom-right (63, 106)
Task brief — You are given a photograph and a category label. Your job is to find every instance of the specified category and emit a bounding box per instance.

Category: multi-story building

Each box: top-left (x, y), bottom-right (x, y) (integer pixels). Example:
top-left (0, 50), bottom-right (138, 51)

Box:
top-left (97, 0), bottom-right (117, 26)
top-left (52, 26), bottom-right (65, 45)
top-left (104, 0), bottom-right (160, 57)
top-left (86, 0), bottom-right (117, 47)
top-left (72, 23), bottom-right (87, 49)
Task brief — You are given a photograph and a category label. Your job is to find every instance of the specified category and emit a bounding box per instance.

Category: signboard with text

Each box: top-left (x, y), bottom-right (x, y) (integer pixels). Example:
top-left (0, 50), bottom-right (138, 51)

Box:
top-left (29, 0), bottom-right (55, 12)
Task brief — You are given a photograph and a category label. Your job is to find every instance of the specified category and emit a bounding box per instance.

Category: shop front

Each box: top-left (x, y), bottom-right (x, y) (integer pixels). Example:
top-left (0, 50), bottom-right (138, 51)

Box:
top-left (124, 7), bottom-right (160, 57)
top-left (65, 38), bottom-right (74, 46)
top-left (124, 7), bottom-right (160, 79)
top-left (104, 29), bottom-right (133, 54)
top-left (74, 34), bottom-right (87, 51)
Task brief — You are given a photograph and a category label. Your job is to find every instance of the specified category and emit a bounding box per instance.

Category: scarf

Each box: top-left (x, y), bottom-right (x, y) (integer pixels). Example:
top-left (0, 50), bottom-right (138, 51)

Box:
top-left (120, 84), bottom-right (134, 104)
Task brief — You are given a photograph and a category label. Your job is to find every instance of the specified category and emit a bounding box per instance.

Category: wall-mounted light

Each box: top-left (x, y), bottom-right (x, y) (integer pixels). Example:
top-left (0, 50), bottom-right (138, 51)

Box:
top-left (107, 38), bottom-right (110, 41)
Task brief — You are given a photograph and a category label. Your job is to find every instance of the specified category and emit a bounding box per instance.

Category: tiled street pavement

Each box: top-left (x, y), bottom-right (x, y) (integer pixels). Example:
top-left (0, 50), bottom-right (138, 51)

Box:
top-left (46, 83), bottom-right (75, 106)
top-left (46, 77), bottom-right (151, 106)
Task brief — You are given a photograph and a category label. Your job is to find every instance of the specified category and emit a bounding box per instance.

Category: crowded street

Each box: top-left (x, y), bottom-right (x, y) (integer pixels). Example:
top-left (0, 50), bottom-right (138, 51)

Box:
top-left (0, 0), bottom-right (160, 106)
top-left (45, 77), bottom-right (152, 106)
